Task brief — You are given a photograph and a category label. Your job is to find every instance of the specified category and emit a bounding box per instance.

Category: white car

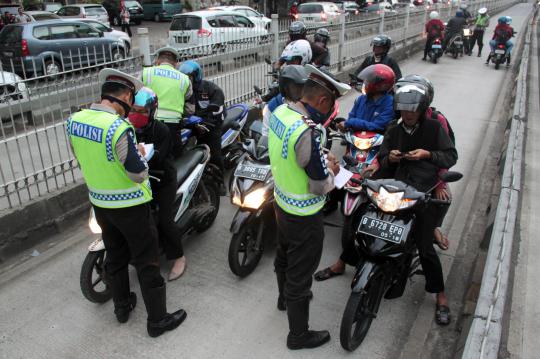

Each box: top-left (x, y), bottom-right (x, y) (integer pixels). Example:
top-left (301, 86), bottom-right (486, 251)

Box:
top-left (209, 5), bottom-right (271, 30)
top-left (73, 19), bottom-right (132, 54)
top-left (56, 4), bottom-right (110, 26)
top-left (22, 11), bottom-right (61, 22)
top-left (168, 10), bottom-right (268, 55)
top-left (296, 2), bottom-right (342, 25)
top-left (0, 70), bottom-right (32, 123)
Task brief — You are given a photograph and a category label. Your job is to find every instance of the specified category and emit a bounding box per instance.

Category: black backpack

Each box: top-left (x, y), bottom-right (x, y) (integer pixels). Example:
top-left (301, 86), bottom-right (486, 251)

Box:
top-left (430, 107), bottom-right (455, 144)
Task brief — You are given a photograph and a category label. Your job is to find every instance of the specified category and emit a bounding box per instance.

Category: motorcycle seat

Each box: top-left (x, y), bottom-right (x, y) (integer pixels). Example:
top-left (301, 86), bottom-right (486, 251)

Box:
top-left (173, 147), bottom-right (206, 185)
top-left (222, 104), bottom-right (249, 135)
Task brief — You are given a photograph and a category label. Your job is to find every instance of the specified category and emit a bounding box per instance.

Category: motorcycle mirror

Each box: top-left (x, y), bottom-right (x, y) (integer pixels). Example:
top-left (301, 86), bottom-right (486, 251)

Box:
top-left (343, 154), bottom-right (358, 167)
top-left (439, 171), bottom-right (463, 183)
top-left (253, 85), bottom-right (263, 95)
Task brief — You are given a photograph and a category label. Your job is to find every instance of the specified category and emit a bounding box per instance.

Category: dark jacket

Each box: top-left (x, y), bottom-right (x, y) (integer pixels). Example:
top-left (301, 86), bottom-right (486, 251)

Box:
top-left (446, 16), bottom-right (466, 37)
top-left (377, 118), bottom-right (458, 192)
top-left (354, 54), bottom-right (402, 82)
top-left (312, 41), bottom-right (330, 67)
top-left (193, 79), bottom-right (225, 124)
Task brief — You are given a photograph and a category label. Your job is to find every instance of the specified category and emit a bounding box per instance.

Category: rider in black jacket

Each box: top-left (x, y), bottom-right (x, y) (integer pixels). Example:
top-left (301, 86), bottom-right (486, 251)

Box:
top-left (354, 35), bottom-right (402, 81)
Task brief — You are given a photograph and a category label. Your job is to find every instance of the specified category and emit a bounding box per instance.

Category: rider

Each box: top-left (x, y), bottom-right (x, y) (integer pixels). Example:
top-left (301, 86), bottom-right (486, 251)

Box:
top-left (378, 82), bottom-right (458, 326)
top-left (312, 28), bottom-right (331, 68)
top-left (353, 35), bottom-right (402, 82)
top-left (423, 11), bottom-right (445, 61)
top-left (486, 16), bottom-right (514, 66)
top-left (444, 10), bottom-right (466, 50)
top-left (470, 7), bottom-right (490, 57)
top-left (178, 60), bottom-right (226, 191)
top-left (142, 46), bottom-right (194, 157)
top-left (288, 21), bottom-right (308, 43)
top-left (459, 2), bottom-right (472, 22)
top-left (127, 87), bottom-right (187, 281)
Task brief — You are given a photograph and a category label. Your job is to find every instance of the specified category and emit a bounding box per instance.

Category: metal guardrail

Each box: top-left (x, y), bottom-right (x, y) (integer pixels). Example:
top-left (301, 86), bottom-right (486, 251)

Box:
top-left (461, 4), bottom-right (535, 359)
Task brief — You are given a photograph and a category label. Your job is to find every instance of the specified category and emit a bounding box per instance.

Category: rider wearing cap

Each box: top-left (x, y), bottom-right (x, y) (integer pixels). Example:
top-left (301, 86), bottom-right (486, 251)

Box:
top-left (67, 69), bottom-right (186, 337)
top-left (353, 35), bottom-right (402, 82)
top-left (142, 46), bottom-right (194, 156)
top-left (470, 7), bottom-right (490, 57)
top-left (269, 65), bottom-right (350, 350)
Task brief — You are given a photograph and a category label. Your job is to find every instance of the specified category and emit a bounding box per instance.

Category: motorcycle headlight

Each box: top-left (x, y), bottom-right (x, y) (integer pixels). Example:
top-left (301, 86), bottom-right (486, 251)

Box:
top-left (88, 209), bottom-right (102, 234)
top-left (366, 187), bottom-right (417, 212)
top-left (242, 188), bottom-right (267, 209)
top-left (353, 136), bottom-right (373, 150)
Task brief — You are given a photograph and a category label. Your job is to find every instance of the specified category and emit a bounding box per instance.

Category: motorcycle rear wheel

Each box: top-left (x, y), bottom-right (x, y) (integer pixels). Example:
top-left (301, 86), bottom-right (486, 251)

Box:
top-left (80, 250), bottom-right (112, 303)
top-left (340, 272), bottom-right (386, 351)
top-left (228, 219), bottom-right (264, 277)
top-left (193, 180), bottom-right (220, 232)
top-left (495, 59), bottom-right (500, 70)
top-left (453, 50), bottom-right (458, 59)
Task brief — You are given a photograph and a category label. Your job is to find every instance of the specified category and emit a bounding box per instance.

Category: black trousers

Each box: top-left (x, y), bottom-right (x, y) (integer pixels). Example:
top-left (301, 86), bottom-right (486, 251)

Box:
top-left (340, 204), bottom-right (445, 294)
top-left (470, 29), bottom-right (485, 53)
top-left (164, 122), bottom-right (184, 158)
top-left (199, 123), bottom-right (224, 175)
top-left (121, 22), bottom-right (132, 37)
top-left (424, 36), bottom-right (435, 58)
top-left (274, 204), bottom-right (324, 302)
top-left (93, 203), bottom-right (164, 301)
top-left (153, 179), bottom-right (184, 260)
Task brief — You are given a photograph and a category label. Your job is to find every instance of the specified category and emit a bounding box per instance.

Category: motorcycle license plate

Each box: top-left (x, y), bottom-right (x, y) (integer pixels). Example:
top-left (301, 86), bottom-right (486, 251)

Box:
top-left (234, 163), bottom-right (270, 181)
top-left (432, 44), bottom-right (442, 49)
top-left (463, 29), bottom-right (472, 36)
top-left (454, 41), bottom-right (463, 45)
top-left (358, 216), bottom-right (405, 244)
top-left (495, 49), bottom-right (506, 54)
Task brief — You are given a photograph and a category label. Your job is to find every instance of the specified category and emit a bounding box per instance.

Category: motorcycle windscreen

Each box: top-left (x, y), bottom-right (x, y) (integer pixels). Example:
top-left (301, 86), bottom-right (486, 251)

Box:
top-left (356, 210), bottom-right (413, 257)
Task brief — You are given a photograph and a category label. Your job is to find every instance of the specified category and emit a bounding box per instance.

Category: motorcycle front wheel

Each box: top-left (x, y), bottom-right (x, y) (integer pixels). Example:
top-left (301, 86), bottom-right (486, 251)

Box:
top-left (228, 219), bottom-right (264, 277)
top-left (193, 180), bottom-right (220, 232)
top-left (80, 250), bottom-right (112, 303)
top-left (340, 271), bottom-right (386, 351)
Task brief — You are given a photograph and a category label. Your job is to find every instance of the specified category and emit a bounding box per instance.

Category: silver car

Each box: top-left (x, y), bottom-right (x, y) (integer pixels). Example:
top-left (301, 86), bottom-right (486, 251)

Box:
top-left (56, 4), bottom-right (110, 26)
top-left (72, 19), bottom-right (132, 54)
top-left (22, 11), bottom-right (61, 22)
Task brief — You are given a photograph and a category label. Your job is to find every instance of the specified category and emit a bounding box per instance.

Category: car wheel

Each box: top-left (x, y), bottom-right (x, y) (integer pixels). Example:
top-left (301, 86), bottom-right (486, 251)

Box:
top-left (111, 49), bottom-right (125, 62)
top-left (154, 13), bottom-right (160, 22)
top-left (44, 59), bottom-right (62, 76)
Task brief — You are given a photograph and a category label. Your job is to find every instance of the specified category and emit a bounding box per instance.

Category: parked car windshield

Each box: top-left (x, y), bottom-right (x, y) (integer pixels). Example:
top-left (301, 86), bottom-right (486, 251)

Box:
top-left (32, 13), bottom-right (60, 21)
top-left (170, 16), bottom-right (201, 31)
top-left (298, 4), bottom-right (324, 13)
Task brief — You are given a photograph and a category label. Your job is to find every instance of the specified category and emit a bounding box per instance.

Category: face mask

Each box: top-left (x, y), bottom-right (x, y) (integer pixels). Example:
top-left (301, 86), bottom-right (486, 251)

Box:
top-left (128, 112), bottom-right (150, 129)
top-left (302, 102), bottom-right (330, 124)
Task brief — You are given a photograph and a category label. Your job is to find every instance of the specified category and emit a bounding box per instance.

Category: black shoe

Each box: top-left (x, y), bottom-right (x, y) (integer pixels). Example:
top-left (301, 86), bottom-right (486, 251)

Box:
top-left (147, 309), bottom-right (187, 338)
top-left (422, 57), bottom-right (426, 61)
top-left (287, 330), bottom-right (331, 350)
top-left (115, 292), bottom-right (137, 323)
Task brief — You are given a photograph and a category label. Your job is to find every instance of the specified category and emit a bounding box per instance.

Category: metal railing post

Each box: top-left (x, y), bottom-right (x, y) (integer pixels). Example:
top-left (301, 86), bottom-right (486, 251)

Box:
top-left (137, 27), bottom-right (151, 66)
top-left (271, 14), bottom-right (279, 62)
top-left (379, 10), bottom-right (385, 33)
top-left (403, 4), bottom-right (410, 43)
top-left (338, 12), bottom-right (346, 71)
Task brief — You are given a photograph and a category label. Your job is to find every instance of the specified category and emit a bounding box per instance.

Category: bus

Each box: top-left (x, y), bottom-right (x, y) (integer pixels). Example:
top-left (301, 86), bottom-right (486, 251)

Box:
top-left (141, 0), bottom-right (182, 21)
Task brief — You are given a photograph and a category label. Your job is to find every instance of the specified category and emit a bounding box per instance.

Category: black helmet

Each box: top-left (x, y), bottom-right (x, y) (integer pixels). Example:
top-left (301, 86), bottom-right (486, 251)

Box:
top-left (371, 34), bottom-right (392, 50)
top-left (394, 83), bottom-right (430, 113)
top-left (289, 21), bottom-right (307, 41)
top-left (395, 74), bottom-right (434, 105)
top-left (314, 28), bottom-right (330, 44)
top-left (279, 65), bottom-right (308, 102)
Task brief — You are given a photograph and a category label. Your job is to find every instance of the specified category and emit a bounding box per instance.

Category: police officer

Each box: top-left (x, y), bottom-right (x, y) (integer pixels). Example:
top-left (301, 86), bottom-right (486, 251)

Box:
top-left (268, 64), bottom-right (350, 350)
top-left (67, 69), bottom-right (186, 337)
top-left (142, 46), bottom-right (194, 156)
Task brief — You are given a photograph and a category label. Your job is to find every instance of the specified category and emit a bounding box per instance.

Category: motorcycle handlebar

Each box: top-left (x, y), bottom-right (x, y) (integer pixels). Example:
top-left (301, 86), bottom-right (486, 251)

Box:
top-left (429, 198), bottom-right (452, 205)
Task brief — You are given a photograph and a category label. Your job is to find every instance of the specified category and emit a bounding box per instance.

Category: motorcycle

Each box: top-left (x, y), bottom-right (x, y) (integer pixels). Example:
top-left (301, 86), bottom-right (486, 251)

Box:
top-left (338, 171), bottom-right (462, 351)
top-left (428, 37), bottom-right (444, 64)
top-left (462, 26), bottom-right (473, 55)
top-left (80, 144), bottom-right (222, 303)
top-left (228, 139), bottom-right (275, 277)
top-left (490, 41), bottom-right (510, 70)
top-left (446, 33), bottom-right (464, 59)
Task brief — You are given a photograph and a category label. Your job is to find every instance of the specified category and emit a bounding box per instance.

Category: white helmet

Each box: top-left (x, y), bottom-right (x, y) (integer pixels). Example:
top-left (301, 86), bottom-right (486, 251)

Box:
top-left (459, 2), bottom-right (468, 9)
top-left (429, 11), bottom-right (439, 19)
top-left (478, 7), bottom-right (487, 15)
top-left (280, 40), bottom-right (312, 66)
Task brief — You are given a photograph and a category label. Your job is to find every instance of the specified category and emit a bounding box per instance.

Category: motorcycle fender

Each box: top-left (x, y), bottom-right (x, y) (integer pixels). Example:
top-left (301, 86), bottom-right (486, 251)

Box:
top-left (230, 209), bottom-right (254, 234)
top-left (351, 261), bottom-right (381, 293)
top-left (343, 192), bottom-right (365, 216)
top-left (88, 238), bottom-right (105, 252)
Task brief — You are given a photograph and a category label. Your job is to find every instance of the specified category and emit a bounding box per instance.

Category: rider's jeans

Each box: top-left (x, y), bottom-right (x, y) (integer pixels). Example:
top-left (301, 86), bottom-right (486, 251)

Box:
top-left (489, 40), bottom-right (514, 54)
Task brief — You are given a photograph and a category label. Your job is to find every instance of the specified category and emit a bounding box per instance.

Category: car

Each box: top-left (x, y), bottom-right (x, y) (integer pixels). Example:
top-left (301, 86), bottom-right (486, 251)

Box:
top-left (141, 0), bottom-right (182, 22)
top-left (56, 4), bottom-right (109, 26)
top-left (0, 70), bottom-right (32, 123)
top-left (69, 18), bottom-right (131, 54)
top-left (360, 2), bottom-right (397, 15)
top-left (102, 0), bottom-right (144, 26)
top-left (334, 1), bottom-right (361, 15)
top-left (296, 2), bottom-right (342, 25)
top-left (43, 2), bottom-right (62, 13)
top-left (393, 2), bottom-right (417, 11)
top-left (0, 20), bottom-right (128, 77)
top-left (22, 11), bottom-right (61, 22)
top-left (168, 10), bottom-right (268, 55)
top-left (208, 5), bottom-right (271, 30)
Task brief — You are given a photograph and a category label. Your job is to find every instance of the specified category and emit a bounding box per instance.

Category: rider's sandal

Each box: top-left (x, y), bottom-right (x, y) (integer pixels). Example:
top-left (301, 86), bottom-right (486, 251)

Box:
top-left (433, 228), bottom-right (449, 251)
top-left (435, 305), bottom-right (451, 326)
top-left (314, 267), bottom-right (344, 282)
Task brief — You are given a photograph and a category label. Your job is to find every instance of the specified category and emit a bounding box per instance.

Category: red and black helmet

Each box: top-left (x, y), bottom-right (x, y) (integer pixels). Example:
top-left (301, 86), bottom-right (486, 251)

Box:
top-left (357, 64), bottom-right (396, 95)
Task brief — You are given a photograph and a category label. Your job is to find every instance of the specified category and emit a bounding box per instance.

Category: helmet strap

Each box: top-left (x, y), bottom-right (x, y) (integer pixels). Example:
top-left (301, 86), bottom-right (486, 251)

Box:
top-left (102, 94), bottom-right (133, 118)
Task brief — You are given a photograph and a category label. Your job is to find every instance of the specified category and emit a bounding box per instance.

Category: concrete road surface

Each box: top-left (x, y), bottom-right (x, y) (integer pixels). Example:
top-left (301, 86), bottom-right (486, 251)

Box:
top-left (0, 3), bottom-right (534, 359)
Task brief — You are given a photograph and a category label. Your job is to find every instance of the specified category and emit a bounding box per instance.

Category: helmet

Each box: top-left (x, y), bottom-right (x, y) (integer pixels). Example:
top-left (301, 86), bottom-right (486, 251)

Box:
top-left (289, 21), bottom-right (307, 40)
top-left (178, 60), bottom-right (203, 83)
top-left (394, 83), bottom-right (430, 113)
top-left (459, 3), bottom-right (468, 9)
top-left (505, 16), bottom-right (512, 24)
top-left (456, 9), bottom-right (464, 17)
top-left (279, 65), bottom-right (308, 102)
top-left (497, 16), bottom-right (507, 24)
top-left (128, 87), bottom-right (158, 129)
top-left (280, 39), bottom-right (312, 65)
top-left (371, 34), bottom-right (392, 50)
top-left (314, 28), bottom-right (330, 44)
top-left (478, 7), bottom-right (488, 15)
top-left (395, 74), bottom-right (434, 105)
top-left (429, 11), bottom-right (439, 20)
top-left (357, 64), bottom-right (395, 95)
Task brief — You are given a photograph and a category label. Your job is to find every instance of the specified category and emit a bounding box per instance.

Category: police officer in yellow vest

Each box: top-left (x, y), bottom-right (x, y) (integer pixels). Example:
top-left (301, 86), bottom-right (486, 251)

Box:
top-left (67, 69), bottom-right (186, 337)
top-left (142, 46), bottom-right (194, 156)
top-left (269, 64), bottom-right (350, 350)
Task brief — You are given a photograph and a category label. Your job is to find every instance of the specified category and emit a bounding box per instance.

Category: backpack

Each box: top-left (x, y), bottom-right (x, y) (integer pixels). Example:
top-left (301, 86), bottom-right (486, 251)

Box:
top-left (430, 108), bottom-right (455, 144)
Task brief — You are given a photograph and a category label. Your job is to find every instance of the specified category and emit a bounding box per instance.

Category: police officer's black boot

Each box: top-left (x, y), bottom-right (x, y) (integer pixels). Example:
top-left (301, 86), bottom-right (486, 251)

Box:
top-left (478, 45), bottom-right (483, 57)
top-left (108, 269), bottom-right (137, 324)
top-left (276, 271), bottom-right (287, 311)
top-left (506, 54), bottom-right (511, 67)
top-left (142, 284), bottom-right (187, 338)
top-left (286, 298), bottom-right (330, 350)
